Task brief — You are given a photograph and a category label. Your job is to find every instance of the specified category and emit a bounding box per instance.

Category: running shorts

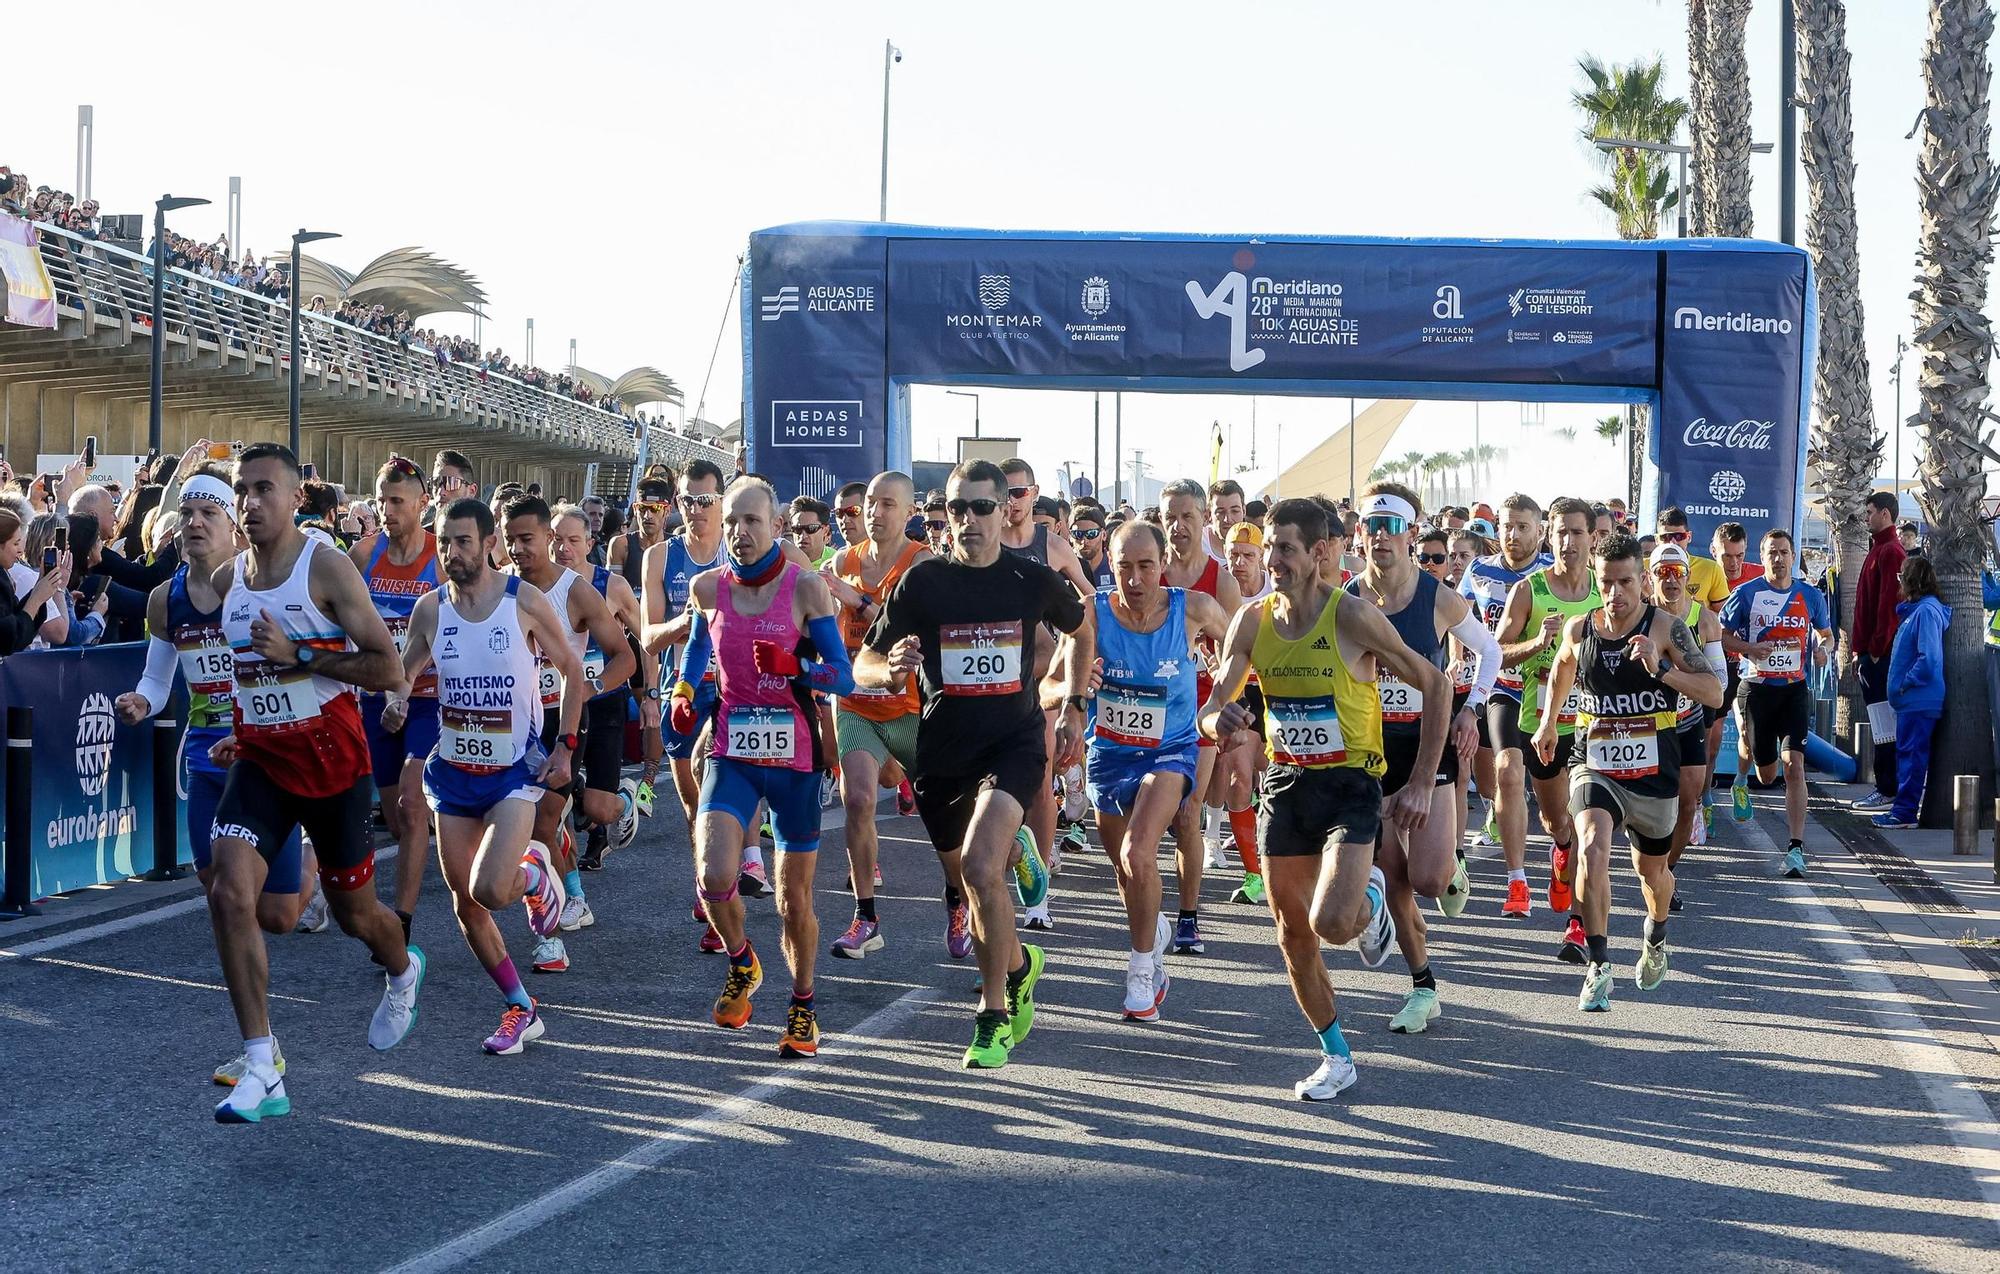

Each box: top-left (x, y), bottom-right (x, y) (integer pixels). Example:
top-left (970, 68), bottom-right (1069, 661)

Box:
top-left (1524, 730), bottom-right (1577, 783)
top-left (1085, 742), bottom-right (1198, 818)
top-left (423, 743), bottom-right (548, 819)
top-left (1677, 721), bottom-right (1709, 769)
top-left (911, 726), bottom-right (1047, 856)
top-left (211, 759), bottom-right (374, 889)
top-left (183, 728), bottom-right (300, 891)
top-left (1258, 763), bottom-right (1383, 857)
top-left (1569, 768), bottom-right (1676, 856)
top-left (835, 704), bottom-right (919, 772)
top-left (1746, 680), bottom-right (1812, 766)
top-left (581, 690), bottom-right (630, 793)
top-left (1381, 731), bottom-right (1458, 798)
top-left (698, 755), bottom-right (823, 853)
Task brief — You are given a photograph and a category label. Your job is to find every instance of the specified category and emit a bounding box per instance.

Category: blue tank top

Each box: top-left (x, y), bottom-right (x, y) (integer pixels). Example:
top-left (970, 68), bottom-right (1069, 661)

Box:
top-left (661, 534), bottom-right (722, 681)
top-left (1345, 569), bottom-right (1445, 737)
top-left (1088, 588), bottom-right (1198, 757)
top-left (166, 564), bottom-right (234, 732)
top-left (580, 564), bottom-right (620, 699)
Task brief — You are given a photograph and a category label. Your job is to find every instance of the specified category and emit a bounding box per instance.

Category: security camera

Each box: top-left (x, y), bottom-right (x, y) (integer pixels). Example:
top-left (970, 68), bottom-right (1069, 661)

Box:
top-left (893, 50), bottom-right (903, 63)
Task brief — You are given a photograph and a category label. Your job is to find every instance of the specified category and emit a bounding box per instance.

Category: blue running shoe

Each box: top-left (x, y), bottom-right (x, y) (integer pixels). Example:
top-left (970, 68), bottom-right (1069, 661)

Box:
top-left (1731, 781), bottom-right (1753, 824)
top-left (1009, 826), bottom-right (1049, 910)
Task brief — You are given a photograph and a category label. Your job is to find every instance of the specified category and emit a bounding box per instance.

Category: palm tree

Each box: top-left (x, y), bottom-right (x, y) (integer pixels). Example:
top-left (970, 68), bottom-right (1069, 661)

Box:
top-left (1687, 2), bottom-right (1713, 233)
top-left (1398, 450), bottom-right (1427, 490)
top-left (1421, 454), bottom-right (1449, 508)
top-left (1595, 414), bottom-right (1624, 443)
top-left (1573, 56), bottom-right (1688, 239)
top-left (1690, 0), bottom-right (1756, 236)
top-left (1910, 0), bottom-right (1998, 822)
top-left (1798, 0), bottom-right (1883, 748)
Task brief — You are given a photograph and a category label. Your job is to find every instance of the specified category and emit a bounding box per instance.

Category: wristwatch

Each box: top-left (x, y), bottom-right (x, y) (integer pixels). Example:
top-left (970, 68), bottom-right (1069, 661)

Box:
top-left (643, 687), bottom-right (662, 701)
top-left (1063, 694), bottom-right (1090, 715)
top-left (294, 644), bottom-right (315, 667)
top-left (557, 733), bottom-right (580, 752)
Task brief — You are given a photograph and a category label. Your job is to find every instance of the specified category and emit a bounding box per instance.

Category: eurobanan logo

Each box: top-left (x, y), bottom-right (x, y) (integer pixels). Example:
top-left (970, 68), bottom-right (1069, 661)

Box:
top-left (1673, 305), bottom-right (1794, 336)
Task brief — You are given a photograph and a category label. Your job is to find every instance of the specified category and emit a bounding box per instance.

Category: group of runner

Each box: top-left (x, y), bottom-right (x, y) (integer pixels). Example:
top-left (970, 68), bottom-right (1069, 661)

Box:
top-left (133, 441), bottom-right (1830, 1118)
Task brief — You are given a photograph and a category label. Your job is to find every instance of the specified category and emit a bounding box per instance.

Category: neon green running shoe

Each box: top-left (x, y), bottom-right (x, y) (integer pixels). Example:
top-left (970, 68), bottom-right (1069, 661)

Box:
top-left (1008, 826), bottom-right (1049, 909)
top-left (1731, 780), bottom-right (1753, 824)
top-left (961, 1011), bottom-right (1015, 1070)
top-left (634, 779), bottom-right (656, 818)
top-left (1436, 853), bottom-right (1471, 919)
top-left (1635, 943), bottom-right (1669, 991)
top-left (1703, 800), bottom-right (1715, 832)
top-left (1005, 943), bottom-right (1046, 1045)
top-left (1229, 871), bottom-right (1267, 905)
top-left (1482, 809), bottom-right (1500, 846)
top-left (1389, 987), bottom-right (1441, 1034)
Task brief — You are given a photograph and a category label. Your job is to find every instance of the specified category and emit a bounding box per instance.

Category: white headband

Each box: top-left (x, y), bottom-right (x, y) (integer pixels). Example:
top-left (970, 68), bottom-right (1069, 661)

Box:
top-left (181, 475), bottom-right (237, 524)
top-left (1362, 492), bottom-right (1418, 525)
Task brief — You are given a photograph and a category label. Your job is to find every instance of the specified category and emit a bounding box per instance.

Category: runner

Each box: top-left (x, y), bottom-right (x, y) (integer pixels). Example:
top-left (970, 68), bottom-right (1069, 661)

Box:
top-left (1203, 478), bottom-right (1247, 566)
top-left (1200, 497), bottom-right (1445, 1100)
top-left (1709, 521), bottom-right (1760, 815)
top-left (1497, 496), bottom-right (1600, 961)
top-left (856, 459), bottom-right (1094, 1070)
top-left (642, 458), bottom-right (728, 832)
top-left (613, 475), bottom-right (674, 815)
top-left (1649, 543), bottom-right (1727, 906)
top-left (1344, 484), bottom-right (1497, 1034)
top-left (1533, 532), bottom-right (1722, 1010)
top-left (113, 468), bottom-right (310, 1087)
top-left (391, 497), bottom-right (584, 1054)
top-left (673, 477), bottom-right (851, 1057)
top-left (1719, 529), bottom-right (1831, 878)
top-left (832, 481), bottom-right (868, 556)
top-left (1071, 504), bottom-right (1116, 590)
top-left (1221, 519), bottom-right (1273, 905)
top-left (1086, 521), bottom-right (1231, 1018)
top-left (1459, 494), bottom-right (1553, 919)
top-left (206, 444), bottom-right (420, 1123)
top-left (348, 455), bottom-right (439, 951)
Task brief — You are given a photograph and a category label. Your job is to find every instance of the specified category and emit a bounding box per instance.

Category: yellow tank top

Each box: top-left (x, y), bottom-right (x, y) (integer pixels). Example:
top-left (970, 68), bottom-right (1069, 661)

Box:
top-left (1250, 590), bottom-right (1385, 776)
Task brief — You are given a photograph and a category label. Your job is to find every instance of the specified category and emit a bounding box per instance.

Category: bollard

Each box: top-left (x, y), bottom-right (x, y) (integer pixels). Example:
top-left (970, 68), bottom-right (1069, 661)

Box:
top-left (142, 716), bottom-right (190, 881)
top-left (1954, 775), bottom-right (1980, 856)
top-left (1, 706), bottom-right (39, 918)
top-left (1852, 722), bottom-right (1873, 792)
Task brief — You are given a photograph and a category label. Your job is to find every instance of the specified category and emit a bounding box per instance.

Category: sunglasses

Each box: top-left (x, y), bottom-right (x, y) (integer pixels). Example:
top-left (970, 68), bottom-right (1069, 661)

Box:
top-left (1072, 527), bottom-right (1103, 541)
top-left (386, 456), bottom-right (428, 490)
top-left (948, 498), bottom-right (1000, 518)
top-left (836, 505), bottom-right (863, 518)
top-left (1416, 552), bottom-right (1448, 565)
top-left (1006, 485), bottom-right (1032, 500)
top-left (1363, 514), bottom-right (1408, 536)
top-left (1659, 530), bottom-right (1690, 544)
top-left (793, 522), bottom-right (826, 535)
top-left (681, 493), bottom-right (720, 509)
top-left (926, 519), bottom-right (949, 531)
top-left (1653, 564), bottom-right (1687, 580)
top-left (435, 473), bottom-right (465, 490)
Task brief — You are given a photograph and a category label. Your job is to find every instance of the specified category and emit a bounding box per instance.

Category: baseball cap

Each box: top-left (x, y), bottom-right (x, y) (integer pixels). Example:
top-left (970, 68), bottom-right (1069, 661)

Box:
top-left (1033, 496), bottom-right (1061, 519)
top-left (1649, 542), bottom-right (1690, 571)
top-left (1226, 521), bottom-right (1264, 548)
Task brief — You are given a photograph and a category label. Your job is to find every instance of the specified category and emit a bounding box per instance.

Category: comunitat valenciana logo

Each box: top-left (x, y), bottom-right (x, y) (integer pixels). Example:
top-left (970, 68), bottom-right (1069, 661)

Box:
top-left (1672, 305), bottom-right (1794, 335)
top-left (75, 691), bottom-right (116, 797)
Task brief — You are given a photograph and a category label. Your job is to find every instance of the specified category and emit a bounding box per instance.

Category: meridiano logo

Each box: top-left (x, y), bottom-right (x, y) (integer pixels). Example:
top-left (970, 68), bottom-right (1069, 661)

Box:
top-left (1672, 305), bottom-right (1793, 335)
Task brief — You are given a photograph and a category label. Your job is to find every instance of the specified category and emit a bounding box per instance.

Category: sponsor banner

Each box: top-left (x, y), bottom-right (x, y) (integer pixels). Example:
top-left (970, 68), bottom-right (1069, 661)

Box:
top-left (884, 238), bottom-right (1657, 386)
top-left (1654, 250), bottom-right (1809, 555)
top-left (0, 212), bottom-right (58, 329)
top-left (0, 643), bottom-right (165, 896)
top-left (747, 234), bottom-right (891, 500)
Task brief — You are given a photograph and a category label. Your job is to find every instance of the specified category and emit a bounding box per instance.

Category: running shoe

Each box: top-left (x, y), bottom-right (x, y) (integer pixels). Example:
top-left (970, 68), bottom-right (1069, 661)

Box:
top-left (896, 779), bottom-right (917, 818)
top-left (368, 947), bottom-right (426, 1050)
top-left (578, 829), bottom-right (607, 871)
top-left (1170, 915), bottom-right (1206, 955)
top-left (945, 901), bottom-right (974, 959)
top-left (213, 1039), bottom-right (285, 1088)
top-left (962, 1011), bottom-right (1015, 1070)
top-left (1669, 892), bottom-right (1684, 913)
top-left (559, 896), bottom-right (594, 932)
top-left (740, 859), bottom-right (771, 898)
top-left (294, 891), bottom-right (329, 934)
top-left (1578, 962), bottom-right (1614, 1012)
top-left (1204, 836), bottom-right (1229, 870)
top-left (614, 778), bottom-right (640, 850)
top-left (699, 924), bottom-right (725, 954)
top-left (1479, 808), bottom-right (1500, 848)
top-left (1731, 780), bottom-right (1753, 823)
top-left (1358, 866), bottom-right (1395, 968)
top-left (1557, 915), bottom-right (1588, 965)
top-left (830, 916), bottom-right (885, 959)
top-left (820, 771), bottom-right (839, 810)
top-left (1295, 1054), bottom-right (1358, 1101)
top-left (1045, 831), bottom-right (1064, 879)
top-left (214, 1061), bottom-right (289, 1123)
top-left (1548, 843), bottom-right (1574, 914)
top-left (1850, 791), bottom-right (1894, 813)
top-left (845, 865), bottom-right (884, 891)
top-left (692, 900), bottom-right (708, 924)
top-left (483, 1000), bottom-right (545, 1054)
top-left (1062, 822), bottom-right (1089, 855)
top-left (1635, 943), bottom-right (1669, 991)
top-left (1501, 878), bottom-right (1532, 920)
top-left (713, 947), bottom-right (763, 1028)
top-left (1389, 987), bottom-right (1441, 1035)
top-left (1782, 845), bottom-right (1808, 878)
top-left (1005, 943), bottom-right (1046, 1045)
top-left (1437, 854), bottom-right (1471, 919)
top-left (1689, 806), bottom-right (1708, 847)
top-left (521, 843), bottom-right (566, 938)
top-left (1122, 961), bottom-right (1163, 1021)
top-left (634, 778), bottom-right (656, 818)
top-left (1009, 826), bottom-right (1049, 909)
top-left (1869, 812), bottom-right (1916, 830)
top-left (1150, 912), bottom-right (1173, 988)
top-left (778, 1002), bottom-right (820, 1059)
top-left (1703, 801), bottom-right (1716, 832)
top-left (1230, 871), bottom-right (1267, 905)
top-left (530, 936), bottom-right (570, 973)
top-left (1023, 902), bottom-right (1055, 931)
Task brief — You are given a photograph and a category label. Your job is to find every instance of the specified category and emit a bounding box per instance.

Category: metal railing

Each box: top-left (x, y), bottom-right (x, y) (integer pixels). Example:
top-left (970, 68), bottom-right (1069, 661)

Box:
top-left (22, 222), bottom-right (731, 468)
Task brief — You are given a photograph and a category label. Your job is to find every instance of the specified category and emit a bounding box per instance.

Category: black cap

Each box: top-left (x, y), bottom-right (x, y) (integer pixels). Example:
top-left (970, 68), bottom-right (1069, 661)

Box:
top-left (1033, 496), bottom-right (1060, 518)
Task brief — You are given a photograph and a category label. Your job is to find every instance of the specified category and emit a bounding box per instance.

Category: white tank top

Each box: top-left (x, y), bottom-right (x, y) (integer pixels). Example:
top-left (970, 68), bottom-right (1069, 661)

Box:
top-left (535, 568), bottom-right (580, 709)
top-left (433, 575), bottom-right (538, 773)
top-left (223, 536), bottom-right (352, 736)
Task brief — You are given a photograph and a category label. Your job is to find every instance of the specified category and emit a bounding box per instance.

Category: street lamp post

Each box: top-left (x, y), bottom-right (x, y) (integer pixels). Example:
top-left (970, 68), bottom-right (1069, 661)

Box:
top-left (148, 194), bottom-right (211, 455)
top-left (1892, 334), bottom-right (1906, 503)
top-left (879, 40), bottom-right (903, 221)
top-left (1591, 136), bottom-right (1773, 237)
top-left (289, 229), bottom-right (340, 458)
top-left (946, 389), bottom-right (980, 439)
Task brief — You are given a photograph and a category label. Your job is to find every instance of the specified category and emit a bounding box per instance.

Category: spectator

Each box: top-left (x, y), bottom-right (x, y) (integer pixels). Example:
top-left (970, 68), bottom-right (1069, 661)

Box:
top-left (0, 507), bottom-right (73, 654)
top-left (1899, 521), bottom-right (1923, 557)
top-left (1878, 557), bottom-right (1949, 830)
top-left (1851, 490), bottom-right (1907, 808)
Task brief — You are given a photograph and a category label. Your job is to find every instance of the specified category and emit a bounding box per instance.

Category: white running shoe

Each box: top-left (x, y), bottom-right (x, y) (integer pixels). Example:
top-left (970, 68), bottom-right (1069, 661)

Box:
top-left (559, 895), bottom-right (595, 932)
top-left (1358, 866), bottom-right (1395, 968)
top-left (1295, 1054), bottom-right (1359, 1101)
top-left (1122, 960), bottom-right (1161, 1021)
top-left (213, 1038), bottom-right (285, 1087)
top-left (1689, 806), bottom-right (1708, 847)
top-left (215, 1061), bottom-right (289, 1123)
top-left (294, 891), bottom-right (329, 934)
top-left (1023, 901), bottom-right (1054, 931)
top-left (613, 779), bottom-right (640, 850)
top-left (368, 947), bottom-right (425, 1050)
top-left (1204, 836), bottom-right (1229, 871)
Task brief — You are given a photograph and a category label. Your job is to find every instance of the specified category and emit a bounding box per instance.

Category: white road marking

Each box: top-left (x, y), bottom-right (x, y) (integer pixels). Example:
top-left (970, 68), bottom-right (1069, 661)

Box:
top-left (379, 986), bottom-right (945, 1274)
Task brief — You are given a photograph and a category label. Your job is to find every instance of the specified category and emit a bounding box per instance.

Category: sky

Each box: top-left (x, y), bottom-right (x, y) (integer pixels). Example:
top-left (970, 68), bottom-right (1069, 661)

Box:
top-left (6, 0), bottom-right (1942, 502)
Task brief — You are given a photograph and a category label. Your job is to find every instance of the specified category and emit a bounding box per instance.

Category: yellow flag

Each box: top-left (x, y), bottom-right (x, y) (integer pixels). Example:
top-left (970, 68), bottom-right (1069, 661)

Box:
top-left (1209, 423), bottom-right (1223, 486)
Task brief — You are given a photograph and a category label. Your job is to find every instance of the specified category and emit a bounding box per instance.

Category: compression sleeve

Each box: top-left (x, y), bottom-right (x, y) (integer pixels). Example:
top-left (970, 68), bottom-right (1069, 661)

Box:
top-left (1448, 608), bottom-right (1501, 709)
top-left (132, 636), bottom-right (177, 719)
top-left (1703, 640), bottom-right (1725, 679)
top-left (677, 608), bottom-right (713, 688)
top-left (799, 613), bottom-right (855, 696)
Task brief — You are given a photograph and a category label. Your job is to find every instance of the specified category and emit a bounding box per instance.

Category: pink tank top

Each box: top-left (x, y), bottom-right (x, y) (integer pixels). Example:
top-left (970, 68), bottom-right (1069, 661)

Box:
top-left (710, 561), bottom-right (812, 770)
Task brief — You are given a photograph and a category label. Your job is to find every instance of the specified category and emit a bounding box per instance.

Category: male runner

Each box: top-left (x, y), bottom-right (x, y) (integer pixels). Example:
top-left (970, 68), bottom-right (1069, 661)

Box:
top-left (1345, 484), bottom-right (1497, 1033)
top-left (1710, 521), bottom-right (1759, 815)
top-left (1071, 505), bottom-right (1116, 590)
top-left (1719, 529), bottom-right (1830, 878)
top-left (1204, 478), bottom-right (1247, 566)
top-left (115, 469), bottom-right (309, 1087)
top-left (350, 455), bottom-right (439, 950)
top-left (674, 478), bottom-right (851, 1057)
top-left (1497, 496), bottom-right (1600, 961)
top-left (1650, 543), bottom-right (1726, 903)
top-left (1460, 494), bottom-right (1552, 918)
top-left (1535, 533), bottom-right (1722, 1010)
top-left (832, 481), bottom-right (869, 555)
top-left (1202, 498), bottom-right (1445, 1100)
top-left (1087, 521), bottom-right (1230, 1018)
top-left (642, 458), bottom-right (728, 830)
top-left (206, 444), bottom-right (420, 1123)
top-left (392, 498), bottom-right (583, 1053)
top-left (614, 475), bottom-right (675, 811)
top-left (430, 449), bottom-right (479, 526)
top-left (857, 459), bottom-right (1094, 1069)
top-left (1222, 519), bottom-right (1273, 904)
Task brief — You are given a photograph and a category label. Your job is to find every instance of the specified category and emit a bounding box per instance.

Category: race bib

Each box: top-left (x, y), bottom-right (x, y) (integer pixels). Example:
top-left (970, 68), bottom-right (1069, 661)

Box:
top-left (1757, 644), bottom-right (1803, 677)
top-left (439, 704), bottom-right (512, 772)
top-left (537, 659), bottom-right (561, 707)
top-left (385, 616), bottom-right (411, 654)
top-left (1586, 717), bottom-right (1659, 780)
top-left (1379, 672), bottom-right (1424, 723)
top-left (1095, 683), bottom-right (1167, 748)
top-left (583, 646), bottom-right (607, 693)
top-left (940, 621), bottom-right (1022, 696)
top-left (1538, 678), bottom-right (1581, 727)
top-left (177, 635), bottom-right (234, 700)
top-left (1268, 695), bottom-right (1348, 767)
top-left (236, 663), bottom-right (320, 731)
top-left (1451, 659), bottom-right (1475, 692)
top-left (727, 705), bottom-right (795, 762)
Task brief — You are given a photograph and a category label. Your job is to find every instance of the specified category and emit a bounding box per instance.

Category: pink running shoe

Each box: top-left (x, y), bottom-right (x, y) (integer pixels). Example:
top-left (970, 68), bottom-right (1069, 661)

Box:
top-left (699, 924), bottom-right (725, 954)
top-left (896, 780), bottom-right (917, 818)
top-left (483, 1000), bottom-right (544, 1055)
top-left (945, 901), bottom-right (974, 960)
top-left (522, 843), bottom-right (566, 938)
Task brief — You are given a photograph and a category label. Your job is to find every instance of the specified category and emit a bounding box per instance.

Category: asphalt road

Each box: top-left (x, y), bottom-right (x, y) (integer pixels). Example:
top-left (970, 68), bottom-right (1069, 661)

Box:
top-left (4, 790), bottom-right (1998, 1273)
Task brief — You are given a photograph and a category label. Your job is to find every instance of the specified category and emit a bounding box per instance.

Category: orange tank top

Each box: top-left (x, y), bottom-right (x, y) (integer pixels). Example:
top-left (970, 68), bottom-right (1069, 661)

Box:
top-left (835, 539), bottom-right (922, 721)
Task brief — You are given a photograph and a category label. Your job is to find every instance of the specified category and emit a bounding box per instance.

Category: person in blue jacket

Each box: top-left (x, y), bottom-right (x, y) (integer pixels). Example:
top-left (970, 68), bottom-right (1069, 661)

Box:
top-left (1879, 557), bottom-right (1950, 829)
top-left (1982, 562), bottom-right (2000, 775)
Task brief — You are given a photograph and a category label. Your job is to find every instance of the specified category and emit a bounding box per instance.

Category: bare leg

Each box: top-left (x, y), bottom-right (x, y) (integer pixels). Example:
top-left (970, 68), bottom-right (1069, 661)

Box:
top-left (695, 810), bottom-right (749, 949)
top-left (961, 788), bottom-right (1030, 1015)
top-left (1172, 745), bottom-right (1220, 910)
top-left (841, 748), bottom-right (884, 905)
top-left (392, 754), bottom-right (429, 916)
top-left (774, 847), bottom-right (819, 993)
top-left (1495, 747), bottom-right (1529, 874)
top-left (208, 838), bottom-right (273, 1040)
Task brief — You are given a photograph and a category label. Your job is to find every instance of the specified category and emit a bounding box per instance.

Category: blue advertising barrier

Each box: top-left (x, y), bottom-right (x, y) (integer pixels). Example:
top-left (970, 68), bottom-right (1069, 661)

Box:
top-left (0, 643), bottom-right (183, 900)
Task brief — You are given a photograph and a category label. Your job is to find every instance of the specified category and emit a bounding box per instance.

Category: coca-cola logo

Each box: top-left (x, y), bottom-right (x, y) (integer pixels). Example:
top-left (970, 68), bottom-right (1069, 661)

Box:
top-left (1681, 417), bottom-right (1775, 451)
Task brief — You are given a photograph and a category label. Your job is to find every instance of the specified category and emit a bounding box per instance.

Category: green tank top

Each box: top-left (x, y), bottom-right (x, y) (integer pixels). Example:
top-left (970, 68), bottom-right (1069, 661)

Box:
top-left (1516, 568), bottom-right (1601, 738)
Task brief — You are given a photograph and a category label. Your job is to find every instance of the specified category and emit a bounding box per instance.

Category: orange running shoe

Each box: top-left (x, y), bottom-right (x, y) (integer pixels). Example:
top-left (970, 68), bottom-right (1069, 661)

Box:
top-left (713, 946), bottom-right (762, 1028)
top-left (1548, 843), bottom-right (1574, 914)
top-left (778, 1001), bottom-right (820, 1059)
top-left (1501, 877), bottom-right (1532, 919)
